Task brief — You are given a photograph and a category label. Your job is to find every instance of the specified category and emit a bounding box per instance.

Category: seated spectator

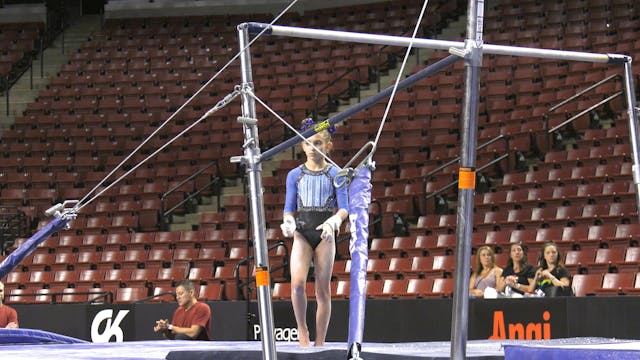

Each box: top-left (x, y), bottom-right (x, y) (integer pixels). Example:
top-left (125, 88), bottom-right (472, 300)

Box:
top-left (153, 280), bottom-right (211, 340)
top-left (534, 241), bottom-right (572, 296)
top-left (469, 245), bottom-right (503, 297)
top-left (496, 242), bottom-right (536, 295)
top-left (0, 281), bottom-right (18, 328)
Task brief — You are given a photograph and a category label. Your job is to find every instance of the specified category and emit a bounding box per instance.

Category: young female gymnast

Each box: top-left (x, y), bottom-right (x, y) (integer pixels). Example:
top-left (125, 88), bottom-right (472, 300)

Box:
top-left (281, 118), bottom-right (349, 347)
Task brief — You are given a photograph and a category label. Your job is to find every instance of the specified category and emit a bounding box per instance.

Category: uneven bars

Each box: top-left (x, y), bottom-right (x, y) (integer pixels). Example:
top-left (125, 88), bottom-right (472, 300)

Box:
top-left (247, 22), bottom-right (629, 64)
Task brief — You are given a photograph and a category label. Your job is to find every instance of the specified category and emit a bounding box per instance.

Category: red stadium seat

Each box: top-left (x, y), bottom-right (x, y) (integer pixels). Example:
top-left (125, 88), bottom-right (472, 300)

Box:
top-left (571, 274), bottom-right (603, 296)
top-left (115, 287), bottom-right (149, 303)
top-left (618, 248), bottom-right (640, 273)
top-left (594, 272), bottom-right (636, 296)
top-left (429, 278), bottom-right (455, 298)
top-left (198, 283), bottom-right (225, 301)
top-left (272, 282), bottom-right (292, 300)
top-left (564, 249), bottom-right (596, 274)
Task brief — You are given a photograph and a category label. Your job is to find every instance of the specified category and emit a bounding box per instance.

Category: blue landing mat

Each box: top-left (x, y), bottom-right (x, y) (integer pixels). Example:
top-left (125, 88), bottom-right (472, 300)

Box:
top-left (0, 328), bottom-right (87, 345)
top-left (504, 338), bottom-right (640, 360)
top-left (0, 339), bottom-right (213, 360)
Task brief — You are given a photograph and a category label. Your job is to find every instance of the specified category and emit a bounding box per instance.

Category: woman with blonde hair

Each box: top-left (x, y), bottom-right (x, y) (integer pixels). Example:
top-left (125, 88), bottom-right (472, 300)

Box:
top-left (469, 246), bottom-right (503, 297)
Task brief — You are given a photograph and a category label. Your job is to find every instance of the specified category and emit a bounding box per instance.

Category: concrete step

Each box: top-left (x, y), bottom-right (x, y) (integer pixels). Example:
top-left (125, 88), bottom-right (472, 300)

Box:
top-left (169, 222), bottom-right (193, 232)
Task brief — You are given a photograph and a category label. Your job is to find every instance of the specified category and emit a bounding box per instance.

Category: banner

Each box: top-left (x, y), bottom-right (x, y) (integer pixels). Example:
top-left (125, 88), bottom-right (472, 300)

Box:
top-left (11, 297), bottom-right (640, 342)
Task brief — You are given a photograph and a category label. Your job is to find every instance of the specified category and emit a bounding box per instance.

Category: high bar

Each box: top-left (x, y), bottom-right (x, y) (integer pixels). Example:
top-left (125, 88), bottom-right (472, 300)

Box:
top-left (245, 22), bottom-right (628, 64)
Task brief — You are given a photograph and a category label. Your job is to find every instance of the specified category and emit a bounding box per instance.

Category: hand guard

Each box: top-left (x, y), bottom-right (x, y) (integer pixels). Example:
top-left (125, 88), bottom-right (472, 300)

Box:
top-left (280, 214), bottom-right (296, 237)
top-left (316, 214), bottom-right (342, 242)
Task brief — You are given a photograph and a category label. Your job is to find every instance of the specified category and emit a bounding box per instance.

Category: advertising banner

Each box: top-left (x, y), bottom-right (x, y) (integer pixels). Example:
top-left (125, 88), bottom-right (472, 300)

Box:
top-left (11, 297), bottom-right (640, 342)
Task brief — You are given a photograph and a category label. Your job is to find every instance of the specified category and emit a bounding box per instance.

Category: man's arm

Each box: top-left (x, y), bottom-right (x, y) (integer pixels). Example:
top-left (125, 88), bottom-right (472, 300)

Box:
top-left (6, 308), bottom-right (18, 328)
top-left (167, 324), bottom-right (203, 339)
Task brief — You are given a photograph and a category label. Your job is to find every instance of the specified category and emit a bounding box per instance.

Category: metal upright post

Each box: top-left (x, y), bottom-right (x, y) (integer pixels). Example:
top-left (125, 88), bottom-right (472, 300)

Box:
top-left (450, 0), bottom-right (484, 359)
top-left (621, 59), bottom-right (640, 223)
top-left (236, 23), bottom-right (278, 360)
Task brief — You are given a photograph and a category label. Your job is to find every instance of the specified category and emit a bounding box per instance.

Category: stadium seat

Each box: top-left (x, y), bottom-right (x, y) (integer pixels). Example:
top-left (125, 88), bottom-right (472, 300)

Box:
top-left (571, 273), bottom-right (603, 296)
top-left (149, 286), bottom-right (176, 302)
top-left (115, 287), bottom-right (149, 303)
top-left (594, 272), bottom-right (636, 296)
top-left (618, 247), bottom-right (640, 273)
top-left (564, 249), bottom-right (596, 274)
top-left (367, 259), bottom-right (391, 280)
top-left (587, 248), bottom-right (626, 274)
top-left (332, 280), bottom-right (350, 299)
top-left (429, 278), bottom-right (455, 298)
top-left (272, 282), bottom-right (292, 300)
top-left (198, 283), bottom-right (225, 301)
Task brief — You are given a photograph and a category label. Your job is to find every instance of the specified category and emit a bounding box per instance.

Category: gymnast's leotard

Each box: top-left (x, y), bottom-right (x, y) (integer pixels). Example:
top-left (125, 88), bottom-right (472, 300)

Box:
top-left (284, 164), bottom-right (349, 249)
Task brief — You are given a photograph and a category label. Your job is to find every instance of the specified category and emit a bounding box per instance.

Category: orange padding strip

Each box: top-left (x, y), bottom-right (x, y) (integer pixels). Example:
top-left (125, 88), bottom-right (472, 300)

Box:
top-left (255, 268), bottom-right (270, 287)
top-left (458, 167), bottom-right (476, 189)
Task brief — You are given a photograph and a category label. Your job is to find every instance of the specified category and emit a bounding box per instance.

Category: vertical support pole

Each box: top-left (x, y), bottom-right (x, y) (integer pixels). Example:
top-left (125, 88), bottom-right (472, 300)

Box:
top-left (30, 58), bottom-right (33, 90)
top-left (40, 37), bottom-right (44, 78)
top-left (236, 23), bottom-right (278, 360)
top-left (5, 77), bottom-right (9, 116)
top-left (622, 60), bottom-right (640, 223)
top-left (450, 0), bottom-right (484, 359)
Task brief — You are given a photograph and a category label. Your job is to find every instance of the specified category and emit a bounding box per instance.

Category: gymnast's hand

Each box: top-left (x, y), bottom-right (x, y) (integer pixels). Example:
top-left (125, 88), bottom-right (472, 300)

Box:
top-left (280, 214), bottom-right (296, 237)
top-left (316, 214), bottom-right (342, 242)
top-left (5, 322), bottom-right (17, 329)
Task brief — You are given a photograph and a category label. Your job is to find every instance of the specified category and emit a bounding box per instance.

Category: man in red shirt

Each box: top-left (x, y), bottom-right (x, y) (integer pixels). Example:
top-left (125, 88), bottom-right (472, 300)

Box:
top-left (153, 280), bottom-right (211, 340)
top-left (0, 281), bottom-right (19, 328)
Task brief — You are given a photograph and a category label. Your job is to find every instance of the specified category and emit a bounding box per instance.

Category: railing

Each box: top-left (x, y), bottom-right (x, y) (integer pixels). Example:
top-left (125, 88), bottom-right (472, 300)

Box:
top-left (420, 135), bottom-right (510, 215)
top-left (6, 290), bottom-right (114, 304)
top-left (2, 4), bottom-right (68, 115)
top-left (375, 29), bottom-right (412, 92)
top-left (161, 160), bottom-right (221, 229)
top-left (234, 241), bottom-right (290, 301)
top-left (424, 154), bottom-right (509, 212)
top-left (139, 291), bottom-right (176, 303)
top-left (3, 49), bottom-right (37, 116)
top-left (313, 66), bottom-right (360, 118)
top-left (544, 73), bottom-right (622, 151)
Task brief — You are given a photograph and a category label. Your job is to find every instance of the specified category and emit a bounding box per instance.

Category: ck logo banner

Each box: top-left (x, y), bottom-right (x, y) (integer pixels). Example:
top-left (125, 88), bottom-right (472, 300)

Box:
top-left (90, 309), bottom-right (131, 343)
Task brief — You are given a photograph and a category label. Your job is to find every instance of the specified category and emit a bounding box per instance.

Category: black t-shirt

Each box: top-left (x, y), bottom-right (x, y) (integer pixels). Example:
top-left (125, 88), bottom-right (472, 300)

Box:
top-left (535, 266), bottom-right (571, 292)
top-left (502, 263), bottom-right (536, 294)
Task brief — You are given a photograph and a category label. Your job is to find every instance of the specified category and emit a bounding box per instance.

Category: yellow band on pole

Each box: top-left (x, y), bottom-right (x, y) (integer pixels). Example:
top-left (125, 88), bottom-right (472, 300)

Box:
top-left (458, 167), bottom-right (476, 190)
top-left (255, 267), bottom-right (270, 287)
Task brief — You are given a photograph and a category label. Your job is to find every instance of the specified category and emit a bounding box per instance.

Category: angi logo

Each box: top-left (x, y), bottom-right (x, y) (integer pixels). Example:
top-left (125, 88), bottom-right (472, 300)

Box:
top-left (91, 309), bottom-right (130, 343)
top-left (489, 310), bottom-right (551, 340)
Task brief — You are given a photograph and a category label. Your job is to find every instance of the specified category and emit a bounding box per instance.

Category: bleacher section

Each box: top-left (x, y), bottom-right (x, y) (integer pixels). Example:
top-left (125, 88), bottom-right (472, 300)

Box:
top-left (0, 22), bottom-right (42, 84)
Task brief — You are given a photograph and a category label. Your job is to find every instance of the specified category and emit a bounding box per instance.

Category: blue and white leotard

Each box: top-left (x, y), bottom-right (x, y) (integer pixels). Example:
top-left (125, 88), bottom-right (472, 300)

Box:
top-left (284, 164), bottom-right (349, 249)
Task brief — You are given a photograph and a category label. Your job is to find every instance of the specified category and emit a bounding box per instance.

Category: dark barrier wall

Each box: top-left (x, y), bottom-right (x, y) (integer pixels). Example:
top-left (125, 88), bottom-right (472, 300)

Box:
top-left (11, 297), bottom-right (640, 343)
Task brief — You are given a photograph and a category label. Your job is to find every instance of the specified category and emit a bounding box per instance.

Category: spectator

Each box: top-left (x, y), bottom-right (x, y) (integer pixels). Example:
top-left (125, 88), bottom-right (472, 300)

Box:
top-left (497, 242), bottom-right (536, 295)
top-left (153, 280), bottom-right (211, 340)
top-left (0, 281), bottom-right (18, 328)
top-left (469, 245), bottom-right (503, 297)
top-left (281, 118), bottom-right (349, 347)
top-left (534, 241), bottom-right (571, 296)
